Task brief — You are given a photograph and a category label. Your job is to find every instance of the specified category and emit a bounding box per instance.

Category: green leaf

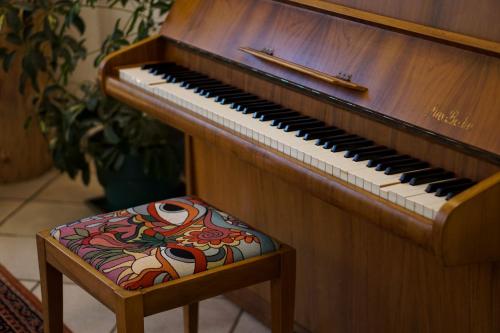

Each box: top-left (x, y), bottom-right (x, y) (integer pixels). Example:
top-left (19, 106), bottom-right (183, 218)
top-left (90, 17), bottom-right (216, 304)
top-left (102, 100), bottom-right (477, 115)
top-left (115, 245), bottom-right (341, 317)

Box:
top-left (47, 14), bottom-right (57, 30)
top-left (0, 13), bottom-right (5, 31)
top-left (72, 14), bottom-right (85, 34)
top-left (3, 51), bottom-right (15, 72)
top-left (103, 125), bottom-right (120, 144)
top-left (6, 10), bottom-right (21, 31)
top-left (113, 153), bottom-right (125, 171)
top-left (23, 115), bottom-right (33, 129)
top-left (6, 33), bottom-right (22, 45)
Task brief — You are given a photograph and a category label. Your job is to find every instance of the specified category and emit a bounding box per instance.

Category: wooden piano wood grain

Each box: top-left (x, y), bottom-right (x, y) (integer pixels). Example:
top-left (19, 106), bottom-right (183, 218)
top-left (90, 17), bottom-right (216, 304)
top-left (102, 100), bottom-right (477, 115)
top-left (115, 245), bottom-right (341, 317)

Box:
top-left (435, 172), bottom-right (500, 266)
top-left (289, 0), bottom-right (500, 47)
top-left (165, 43), bottom-right (499, 181)
top-left (190, 137), bottom-right (500, 333)
top-left (98, 1), bottom-right (500, 330)
top-left (99, 36), bottom-right (499, 260)
top-left (162, 0), bottom-right (500, 160)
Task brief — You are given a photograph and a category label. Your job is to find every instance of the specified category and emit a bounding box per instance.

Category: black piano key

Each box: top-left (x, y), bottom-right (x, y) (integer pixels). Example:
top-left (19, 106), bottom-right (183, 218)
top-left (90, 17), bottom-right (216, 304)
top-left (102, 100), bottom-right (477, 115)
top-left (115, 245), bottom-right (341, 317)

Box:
top-left (200, 84), bottom-right (240, 92)
top-left (163, 70), bottom-right (201, 77)
top-left (277, 117), bottom-right (313, 129)
top-left (220, 95), bottom-right (260, 105)
top-left (215, 93), bottom-right (255, 103)
top-left (245, 107), bottom-right (288, 116)
top-left (223, 96), bottom-right (259, 105)
top-left (344, 145), bottom-right (387, 158)
top-left (260, 111), bottom-right (300, 122)
top-left (233, 101), bottom-right (276, 110)
top-left (181, 79), bottom-right (221, 88)
top-left (445, 182), bottom-right (476, 200)
top-left (303, 128), bottom-right (344, 140)
top-left (271, 115), bottom-right (307, 126)
top-left (149, 64), bottom-right (186, 75)
top-left (178, 75), bottom-right (212, 83)
top-left (274, 116), bottom-right (311, 128)
top-left (435, 181), bottom-right (476, 198)
top-left (182, 79), bottom-right (221, 87)
top-left (322, 135), bottom-right (362, 149)
top-left (399, 168), bottom-right (444, 183)
top-left (166, 73), bottom-right (205, 82)
top-left (195, 85), bottom-right (234, 94)
top-left (375, 157), bottom-right (419, 171)
top-left (353, 149), bottom-right (396, 162)
top-left (141, 62), bottom-right (172, 70)
top-left (196, 84), bottom-right (236, 94)
top-left (434, 180), bottom-right (475, 196)
top-left (284, 120), bottom-right (325, 132)
top-left (367, 154), bottom-right (409, 168)
top-left (408, 171), bottom-right (455, 186)
top-left (239, 103), bottom-right (282, 113)
top-left (296, 126), bottom-right (337, 138)
top-left (425, 178), bottom-right (472, 193)
top-left (383, 161), bottom-right (430, 175)
top-left (317, 134), bottom-right (358, 147)
top-left (203, 88), bottom-right (243, 97)
top-left (235, 101), bottom-right (278, 111)
top-left (331, 140), bottom-right (373, 152)
top-left (252, 108), bottom-right (291, 117)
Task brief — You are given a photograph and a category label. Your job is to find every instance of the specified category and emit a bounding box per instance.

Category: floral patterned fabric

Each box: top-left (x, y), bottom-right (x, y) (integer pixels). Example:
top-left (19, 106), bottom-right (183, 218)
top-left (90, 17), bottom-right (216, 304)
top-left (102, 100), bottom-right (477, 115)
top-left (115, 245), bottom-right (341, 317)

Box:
top-left (51, 196), bottom-right (279, 290)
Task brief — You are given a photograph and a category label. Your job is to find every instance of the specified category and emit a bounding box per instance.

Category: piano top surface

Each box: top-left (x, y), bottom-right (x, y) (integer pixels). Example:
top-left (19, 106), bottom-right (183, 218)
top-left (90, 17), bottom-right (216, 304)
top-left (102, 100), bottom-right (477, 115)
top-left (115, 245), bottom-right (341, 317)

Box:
top-left (160, 0), bottom-right (500, 162)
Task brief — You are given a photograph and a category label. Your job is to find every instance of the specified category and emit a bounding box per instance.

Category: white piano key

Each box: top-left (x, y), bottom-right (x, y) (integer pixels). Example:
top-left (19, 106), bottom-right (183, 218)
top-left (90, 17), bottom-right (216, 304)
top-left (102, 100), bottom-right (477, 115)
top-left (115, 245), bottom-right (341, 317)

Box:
top-left (406, 193), bottom-right (447, 219)
top-left (122, 65), bottom-right (458, 219)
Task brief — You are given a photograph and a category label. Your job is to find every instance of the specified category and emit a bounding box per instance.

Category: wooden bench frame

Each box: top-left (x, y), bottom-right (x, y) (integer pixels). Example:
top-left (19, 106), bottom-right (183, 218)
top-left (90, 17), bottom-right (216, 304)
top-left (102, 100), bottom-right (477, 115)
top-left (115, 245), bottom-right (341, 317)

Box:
top-left (36, 229), bottom-right (295, 333)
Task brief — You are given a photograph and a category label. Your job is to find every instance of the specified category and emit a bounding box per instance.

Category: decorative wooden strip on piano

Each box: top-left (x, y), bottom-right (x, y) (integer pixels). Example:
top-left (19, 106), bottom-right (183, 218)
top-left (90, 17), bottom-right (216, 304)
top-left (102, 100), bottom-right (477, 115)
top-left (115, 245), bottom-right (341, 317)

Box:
top-left (239, 47), bottom-right (368, 91)
top-left (287, 0), bottom-right (500, 55)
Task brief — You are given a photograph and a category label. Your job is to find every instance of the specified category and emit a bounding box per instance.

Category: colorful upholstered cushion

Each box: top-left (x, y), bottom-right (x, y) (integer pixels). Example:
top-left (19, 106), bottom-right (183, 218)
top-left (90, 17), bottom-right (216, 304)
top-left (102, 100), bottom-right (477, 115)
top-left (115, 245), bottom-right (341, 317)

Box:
top-left (51, 196), bottom-right (279, 290)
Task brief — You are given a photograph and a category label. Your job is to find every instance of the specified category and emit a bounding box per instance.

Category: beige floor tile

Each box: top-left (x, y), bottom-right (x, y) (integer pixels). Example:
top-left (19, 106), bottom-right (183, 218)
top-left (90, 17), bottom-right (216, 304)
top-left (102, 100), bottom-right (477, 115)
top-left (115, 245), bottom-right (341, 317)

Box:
top-left (0, 169), bottom-right (59, 200)
top-left (33, 283), bottom-right (116, 333)
top-left (0, 235), bottom-right (39, 280)
top-left (234, 312), bottom-right (270, 333)
top-left (0, 199), bottom-right (23, 222)
top-left (37, 174), bottom-right (104, 203)
top-left (0, 200), bottom-right (99, 237)
top-left (144, 296), bottom-right (240, 333)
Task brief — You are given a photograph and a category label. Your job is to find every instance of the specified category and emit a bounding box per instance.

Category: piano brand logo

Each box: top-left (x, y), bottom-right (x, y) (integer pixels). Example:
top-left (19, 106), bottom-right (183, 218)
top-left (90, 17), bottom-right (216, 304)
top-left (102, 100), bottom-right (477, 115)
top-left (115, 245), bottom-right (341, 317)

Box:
top-left (430, 106), bottom-right (474, 130)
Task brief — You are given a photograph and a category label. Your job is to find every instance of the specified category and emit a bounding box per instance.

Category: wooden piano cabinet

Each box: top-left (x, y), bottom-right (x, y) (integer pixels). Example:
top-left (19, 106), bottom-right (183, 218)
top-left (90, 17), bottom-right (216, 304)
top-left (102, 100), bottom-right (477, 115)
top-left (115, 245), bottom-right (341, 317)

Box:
top-left (98, 1), bottom-right (500, 331)
top-left (188, 137), bottom-right (500, 333)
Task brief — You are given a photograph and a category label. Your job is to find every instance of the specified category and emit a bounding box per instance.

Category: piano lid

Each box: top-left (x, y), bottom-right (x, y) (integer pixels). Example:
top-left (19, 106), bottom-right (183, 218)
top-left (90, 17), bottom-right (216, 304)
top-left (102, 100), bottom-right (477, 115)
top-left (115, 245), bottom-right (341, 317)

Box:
top-left (160, 0), bottom-right (500, 161)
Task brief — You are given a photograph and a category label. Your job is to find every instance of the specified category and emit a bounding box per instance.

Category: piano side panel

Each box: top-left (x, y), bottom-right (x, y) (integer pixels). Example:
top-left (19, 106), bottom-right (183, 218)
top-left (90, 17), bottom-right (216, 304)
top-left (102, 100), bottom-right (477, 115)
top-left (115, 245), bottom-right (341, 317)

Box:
top-left (165, 44), bottom-right (499, 181)
top-left (190, 137), bottom-right (499, 333)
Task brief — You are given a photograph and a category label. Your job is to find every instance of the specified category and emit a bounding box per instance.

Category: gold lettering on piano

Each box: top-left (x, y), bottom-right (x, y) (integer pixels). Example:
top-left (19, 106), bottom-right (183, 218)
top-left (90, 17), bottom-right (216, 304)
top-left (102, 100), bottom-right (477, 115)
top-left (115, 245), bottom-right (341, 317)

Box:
top-left (430, 106), bottom-right (474, 130)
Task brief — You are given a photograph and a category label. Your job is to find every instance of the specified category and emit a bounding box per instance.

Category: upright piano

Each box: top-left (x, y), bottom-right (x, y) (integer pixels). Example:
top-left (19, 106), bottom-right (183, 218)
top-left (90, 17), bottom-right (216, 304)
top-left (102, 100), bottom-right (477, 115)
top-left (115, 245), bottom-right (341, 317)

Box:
top-left (99, 1), bottom-right (500, 331)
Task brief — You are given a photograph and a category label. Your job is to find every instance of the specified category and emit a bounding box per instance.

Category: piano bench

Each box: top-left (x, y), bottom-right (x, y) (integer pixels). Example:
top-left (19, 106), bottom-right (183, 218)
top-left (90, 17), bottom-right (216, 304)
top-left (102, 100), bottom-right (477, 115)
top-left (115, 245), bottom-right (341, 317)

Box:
top-left (36, 196), bottom-right (296, 333)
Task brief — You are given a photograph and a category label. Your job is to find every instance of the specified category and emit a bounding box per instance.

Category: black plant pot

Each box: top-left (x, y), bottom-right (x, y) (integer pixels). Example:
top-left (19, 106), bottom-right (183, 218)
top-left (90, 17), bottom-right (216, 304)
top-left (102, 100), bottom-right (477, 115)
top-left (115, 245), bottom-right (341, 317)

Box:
top-left (96, 155), bottom-right (185, 211)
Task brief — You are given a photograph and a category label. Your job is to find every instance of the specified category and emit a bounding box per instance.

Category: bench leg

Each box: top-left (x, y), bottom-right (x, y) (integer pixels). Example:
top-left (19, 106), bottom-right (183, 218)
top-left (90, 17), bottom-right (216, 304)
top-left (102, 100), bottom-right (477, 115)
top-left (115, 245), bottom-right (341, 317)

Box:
top-left (37, 236), bottom-right (64, 333)
top-left (183, 302), bottom-right (199, 333)
top-left (116, 296), bottom-right (144, 333)
top-left (270, 249), bottom-right (296, 333)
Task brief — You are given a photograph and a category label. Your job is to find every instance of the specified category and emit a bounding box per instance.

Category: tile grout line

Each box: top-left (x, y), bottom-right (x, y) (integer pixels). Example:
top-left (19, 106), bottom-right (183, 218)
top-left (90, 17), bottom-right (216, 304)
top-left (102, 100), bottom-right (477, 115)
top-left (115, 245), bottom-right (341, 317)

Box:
top-left (228, 309), bottom-right (244, 333)
top-left (0, 172), bottom-right (60, 228)
top-left (30, 281), bottom-right (40, 293)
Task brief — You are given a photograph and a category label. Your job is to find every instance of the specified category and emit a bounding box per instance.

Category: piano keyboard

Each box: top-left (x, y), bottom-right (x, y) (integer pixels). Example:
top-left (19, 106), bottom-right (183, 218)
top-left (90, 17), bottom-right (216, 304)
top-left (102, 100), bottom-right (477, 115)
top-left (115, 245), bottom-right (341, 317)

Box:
top-left (119, 63), bottom-right (477, 219)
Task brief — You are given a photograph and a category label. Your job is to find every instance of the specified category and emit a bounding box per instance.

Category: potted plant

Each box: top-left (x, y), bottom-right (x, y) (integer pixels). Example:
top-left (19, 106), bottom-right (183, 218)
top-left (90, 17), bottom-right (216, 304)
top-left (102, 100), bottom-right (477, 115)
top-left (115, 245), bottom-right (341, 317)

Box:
top-left (0, 0), bottom-right (182, 210)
